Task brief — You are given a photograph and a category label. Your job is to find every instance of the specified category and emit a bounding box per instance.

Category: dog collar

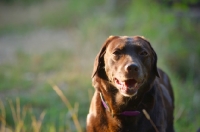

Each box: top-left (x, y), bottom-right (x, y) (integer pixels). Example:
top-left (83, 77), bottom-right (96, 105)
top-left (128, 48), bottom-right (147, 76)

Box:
top-left (100, 93), bottom-right (140, 116)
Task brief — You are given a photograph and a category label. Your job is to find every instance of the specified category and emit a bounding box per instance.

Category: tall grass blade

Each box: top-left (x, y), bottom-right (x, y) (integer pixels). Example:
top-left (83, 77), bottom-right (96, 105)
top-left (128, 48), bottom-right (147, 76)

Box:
top-left (8, 100), bottom-right (17, 127)
top-left (0, 100), bottom-right (6, 132)
top-left (31, 111), bottom-right (46, 132)
top-left (52, 85), bottom-right (82, 132)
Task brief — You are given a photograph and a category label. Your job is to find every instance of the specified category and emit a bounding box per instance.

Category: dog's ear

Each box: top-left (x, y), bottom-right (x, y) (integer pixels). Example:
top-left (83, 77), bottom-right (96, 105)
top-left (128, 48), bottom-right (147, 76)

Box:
top-left (139, 36), bottom-right (160, 78)
top-left (92, 36), bottom-right (119, 80)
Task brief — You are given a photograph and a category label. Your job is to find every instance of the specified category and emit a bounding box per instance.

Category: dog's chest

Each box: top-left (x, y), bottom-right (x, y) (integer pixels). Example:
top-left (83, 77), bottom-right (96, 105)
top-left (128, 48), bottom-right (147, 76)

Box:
top-left (106, 112), bottom-right (154, 132)
top-left (109, 116), bottom-right (140, 132)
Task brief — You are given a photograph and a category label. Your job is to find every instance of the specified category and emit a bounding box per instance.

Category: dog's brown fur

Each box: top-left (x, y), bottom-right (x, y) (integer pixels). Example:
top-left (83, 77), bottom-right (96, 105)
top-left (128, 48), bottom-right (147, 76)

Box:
top-left (87, 36), bottom-right (174, 132)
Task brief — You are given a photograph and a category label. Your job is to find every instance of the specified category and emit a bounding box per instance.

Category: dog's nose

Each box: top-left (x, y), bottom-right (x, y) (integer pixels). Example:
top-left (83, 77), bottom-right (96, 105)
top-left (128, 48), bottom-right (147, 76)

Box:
top-left (125, 63), bottom-right (139, 72)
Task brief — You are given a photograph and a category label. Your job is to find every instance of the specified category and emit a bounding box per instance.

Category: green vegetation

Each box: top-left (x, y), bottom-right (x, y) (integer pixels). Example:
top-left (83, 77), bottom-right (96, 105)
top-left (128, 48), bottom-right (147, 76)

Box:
top-left (0, 0), bottom-right (199, 131)
top-left (0, 50), bottom-right (91, 131)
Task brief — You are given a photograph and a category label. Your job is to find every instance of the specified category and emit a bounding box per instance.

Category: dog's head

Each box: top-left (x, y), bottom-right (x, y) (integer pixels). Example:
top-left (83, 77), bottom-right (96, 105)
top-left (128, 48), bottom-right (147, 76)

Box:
top-left (92, 36), bottom-right (159, 97)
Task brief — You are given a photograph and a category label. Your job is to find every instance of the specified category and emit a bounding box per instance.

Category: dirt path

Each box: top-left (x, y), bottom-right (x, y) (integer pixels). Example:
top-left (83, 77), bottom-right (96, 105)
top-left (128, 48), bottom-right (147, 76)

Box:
top-left (0, 29), bottom-right (76, 64)
top-left (0, 1), bottom-right (77, 64)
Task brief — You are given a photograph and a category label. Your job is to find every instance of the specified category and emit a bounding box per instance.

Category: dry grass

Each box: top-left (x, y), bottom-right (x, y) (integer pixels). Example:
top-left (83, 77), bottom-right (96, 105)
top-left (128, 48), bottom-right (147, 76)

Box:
top-left (0, 84), bottom-right (84, 132)
top-left (1, 98), bottom-right (46, 132)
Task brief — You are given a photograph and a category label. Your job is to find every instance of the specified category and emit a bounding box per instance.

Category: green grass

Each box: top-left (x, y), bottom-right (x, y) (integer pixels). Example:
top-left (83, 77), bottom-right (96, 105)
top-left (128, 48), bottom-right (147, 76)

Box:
top-left (0, 0), bottom-right (200, 131)
top-left (0, 50), bottom-right (91, 131)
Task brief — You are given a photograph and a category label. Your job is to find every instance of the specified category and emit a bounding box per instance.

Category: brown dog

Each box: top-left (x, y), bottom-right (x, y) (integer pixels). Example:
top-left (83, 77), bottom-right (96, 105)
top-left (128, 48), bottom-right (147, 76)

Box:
top-left (87, 36), bottom-right (174, 132)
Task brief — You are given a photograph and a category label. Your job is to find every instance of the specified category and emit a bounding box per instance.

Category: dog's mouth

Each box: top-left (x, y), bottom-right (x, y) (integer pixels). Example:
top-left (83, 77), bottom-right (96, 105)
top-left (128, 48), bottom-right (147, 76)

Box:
top-left (114, 78), bottom-right (142, 97)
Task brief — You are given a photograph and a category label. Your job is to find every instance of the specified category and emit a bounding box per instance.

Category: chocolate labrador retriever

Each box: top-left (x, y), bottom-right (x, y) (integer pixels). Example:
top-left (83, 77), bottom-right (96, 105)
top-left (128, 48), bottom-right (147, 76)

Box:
top-left (87, 36), bottom-right (174, 132)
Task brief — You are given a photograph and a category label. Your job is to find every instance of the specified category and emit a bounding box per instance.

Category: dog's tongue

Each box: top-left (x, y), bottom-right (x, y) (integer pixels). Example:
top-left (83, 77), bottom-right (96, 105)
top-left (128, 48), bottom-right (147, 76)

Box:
top-left (123, 79), bottom-right (137, 88)
top-left (115, 78), bottom-right (137, 89)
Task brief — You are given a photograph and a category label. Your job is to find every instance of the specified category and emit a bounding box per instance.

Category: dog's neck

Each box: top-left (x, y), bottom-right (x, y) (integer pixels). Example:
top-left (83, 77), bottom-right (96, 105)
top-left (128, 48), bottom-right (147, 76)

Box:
top-left (100, 92), bottom-right (141, 117)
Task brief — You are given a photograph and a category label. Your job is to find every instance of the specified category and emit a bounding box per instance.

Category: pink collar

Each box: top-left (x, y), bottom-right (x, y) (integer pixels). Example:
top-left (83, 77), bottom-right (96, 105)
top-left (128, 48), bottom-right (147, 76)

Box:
top-left (100, 93), bottom-right (140, 116)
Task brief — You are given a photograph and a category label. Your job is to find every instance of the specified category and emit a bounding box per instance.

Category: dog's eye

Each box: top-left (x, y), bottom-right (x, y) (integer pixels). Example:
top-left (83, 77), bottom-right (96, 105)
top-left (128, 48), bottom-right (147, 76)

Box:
top-left (113, 50), bottom-right (121, 55)
top-left (113, 50), bottom-right (122, 60)
top-left (139, 51), bottom-right (148, 56)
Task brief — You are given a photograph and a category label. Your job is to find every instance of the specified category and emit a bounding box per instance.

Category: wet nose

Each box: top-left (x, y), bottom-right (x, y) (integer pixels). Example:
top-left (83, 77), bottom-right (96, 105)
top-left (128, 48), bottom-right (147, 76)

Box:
top-left (125, 63), bottom-right (139, 72)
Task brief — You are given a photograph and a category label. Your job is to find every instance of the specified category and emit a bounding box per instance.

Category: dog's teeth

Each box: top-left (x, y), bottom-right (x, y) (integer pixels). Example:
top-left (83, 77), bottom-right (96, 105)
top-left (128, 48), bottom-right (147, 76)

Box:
top-left (121, 85), bottom-right (125, 90)
top-left (135, 83), bottom-right (138, 88)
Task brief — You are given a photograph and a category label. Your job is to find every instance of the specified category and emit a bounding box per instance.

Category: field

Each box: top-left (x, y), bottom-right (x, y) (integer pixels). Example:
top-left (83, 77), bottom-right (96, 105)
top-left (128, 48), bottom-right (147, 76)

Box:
top-left (0, 0), bottom-right (200, 131)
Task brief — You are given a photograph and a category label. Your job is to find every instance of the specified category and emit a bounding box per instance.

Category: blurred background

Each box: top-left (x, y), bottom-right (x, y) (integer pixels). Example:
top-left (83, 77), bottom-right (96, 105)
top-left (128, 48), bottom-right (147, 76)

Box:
top-left (0, 0), bottom-right (200, 131)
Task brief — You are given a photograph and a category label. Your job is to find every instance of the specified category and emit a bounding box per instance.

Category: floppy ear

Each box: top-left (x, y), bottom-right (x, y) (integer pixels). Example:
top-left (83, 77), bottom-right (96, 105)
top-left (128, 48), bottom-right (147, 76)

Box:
top-left (139, 36), bottom-right (160, 78)
top-left (150, 45), bottom-right (160, 78)
top-left (91, 36), bottom-right (119, 80)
